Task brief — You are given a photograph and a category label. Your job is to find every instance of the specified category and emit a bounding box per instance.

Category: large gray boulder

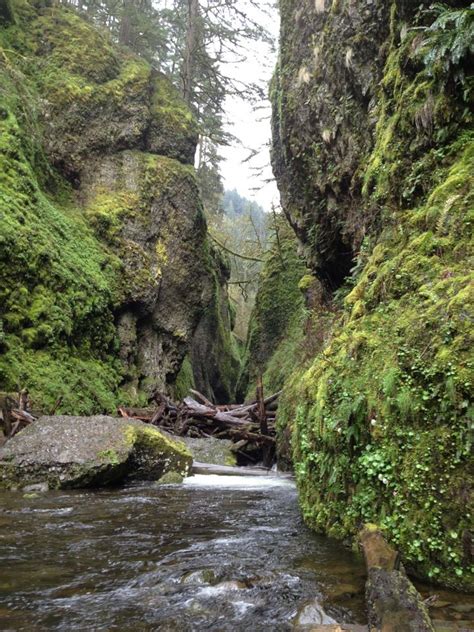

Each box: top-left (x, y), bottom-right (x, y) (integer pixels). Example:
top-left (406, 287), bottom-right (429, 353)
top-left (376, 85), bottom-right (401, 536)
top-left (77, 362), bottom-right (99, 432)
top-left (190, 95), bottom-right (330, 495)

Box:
top-left (0, 416), bottom-right (192, 490)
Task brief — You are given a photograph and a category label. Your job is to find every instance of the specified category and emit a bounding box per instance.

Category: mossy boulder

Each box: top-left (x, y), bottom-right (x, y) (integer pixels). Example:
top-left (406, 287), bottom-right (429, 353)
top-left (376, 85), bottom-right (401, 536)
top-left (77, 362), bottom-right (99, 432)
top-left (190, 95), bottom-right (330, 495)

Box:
top-left (0, 416), bottom-right (192, 490)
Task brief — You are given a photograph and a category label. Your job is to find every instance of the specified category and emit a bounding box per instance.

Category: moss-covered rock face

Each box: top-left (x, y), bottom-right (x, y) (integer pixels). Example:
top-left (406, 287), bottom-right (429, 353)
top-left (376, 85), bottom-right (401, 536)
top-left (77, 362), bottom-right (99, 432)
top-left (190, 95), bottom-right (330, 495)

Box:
top-left (272, 0), bottom-right (394, 288)
top-left (243, 216), bottom-right (308, 398)
top-left (0, 0), bottom-right (233, 411)
top-left (272, 0), bottom-right (473, 589)
top-left (23, 10), bottom-right (197, 177)
top-left (80, 150), bottom-right (211, 398)
top-left (188, 245), bottom-right (242, 403)
top-left (0, 416), bottom-right (192, 489)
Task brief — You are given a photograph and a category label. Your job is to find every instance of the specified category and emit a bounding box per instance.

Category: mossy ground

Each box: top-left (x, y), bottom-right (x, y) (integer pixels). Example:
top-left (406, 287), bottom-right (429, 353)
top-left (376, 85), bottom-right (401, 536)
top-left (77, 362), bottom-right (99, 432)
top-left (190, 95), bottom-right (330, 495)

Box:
top-left (272, 2), bottom-right (473, 590)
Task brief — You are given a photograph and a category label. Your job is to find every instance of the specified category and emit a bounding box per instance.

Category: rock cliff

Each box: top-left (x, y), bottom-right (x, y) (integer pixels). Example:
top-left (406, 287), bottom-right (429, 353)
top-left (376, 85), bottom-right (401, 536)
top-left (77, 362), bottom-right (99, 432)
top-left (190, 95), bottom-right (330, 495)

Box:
top-left (271, 0), bottom-right (473, 589)
top-left (0, 0), bottom-right (238, 412)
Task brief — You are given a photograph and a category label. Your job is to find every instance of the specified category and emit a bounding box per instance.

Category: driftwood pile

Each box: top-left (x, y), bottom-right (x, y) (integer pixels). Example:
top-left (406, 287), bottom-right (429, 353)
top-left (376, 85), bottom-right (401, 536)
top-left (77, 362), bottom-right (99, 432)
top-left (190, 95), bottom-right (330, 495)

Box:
top-left (0, 390), bottom-right (36, 440)
top-left (1, 381), bottom-right (280, 464)
top-left (119, 383), bottom-right (280, 465)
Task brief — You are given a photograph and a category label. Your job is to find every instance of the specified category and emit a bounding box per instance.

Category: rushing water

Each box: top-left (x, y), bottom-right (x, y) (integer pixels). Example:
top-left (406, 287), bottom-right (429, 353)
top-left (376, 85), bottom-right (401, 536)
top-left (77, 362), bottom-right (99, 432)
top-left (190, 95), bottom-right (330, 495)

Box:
top-left (0, 474), bottom-right (472, 631)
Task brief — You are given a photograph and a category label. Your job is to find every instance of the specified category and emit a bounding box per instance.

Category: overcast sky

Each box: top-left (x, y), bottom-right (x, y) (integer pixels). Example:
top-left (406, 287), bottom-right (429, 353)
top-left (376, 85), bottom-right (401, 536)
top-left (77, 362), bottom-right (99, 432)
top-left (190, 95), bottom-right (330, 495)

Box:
top-left (219, 3), bottom-right (280, 212)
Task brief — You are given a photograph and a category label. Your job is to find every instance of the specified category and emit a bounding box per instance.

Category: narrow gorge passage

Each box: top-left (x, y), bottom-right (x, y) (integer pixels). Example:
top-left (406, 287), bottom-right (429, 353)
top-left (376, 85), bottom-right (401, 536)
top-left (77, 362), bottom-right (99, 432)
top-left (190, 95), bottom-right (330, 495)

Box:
top-left (0, 0), bottom-right (473, 629)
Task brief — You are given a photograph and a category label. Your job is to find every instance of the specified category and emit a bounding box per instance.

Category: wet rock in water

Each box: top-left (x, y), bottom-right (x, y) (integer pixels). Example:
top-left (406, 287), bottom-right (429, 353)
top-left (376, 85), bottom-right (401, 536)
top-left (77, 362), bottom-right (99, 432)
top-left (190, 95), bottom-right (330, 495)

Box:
top-left (23, 482), bottom-right (49, 493)
top-left (180, 569), bottom-right (217, 585)
top-left (293, 598), bottom-right (338, 626)
top-left (178, 436), bottom-right (237, 466)
top-left (156, 471), bottom-right (184, 485)
top-left (0, 416), bottom-right (192, 490)
top-left (198, 580), bottom-right (246, 595)
top-left (360, 525), bottom-right (434, 631)
top-left (326, 582), bottom-right (363, 600)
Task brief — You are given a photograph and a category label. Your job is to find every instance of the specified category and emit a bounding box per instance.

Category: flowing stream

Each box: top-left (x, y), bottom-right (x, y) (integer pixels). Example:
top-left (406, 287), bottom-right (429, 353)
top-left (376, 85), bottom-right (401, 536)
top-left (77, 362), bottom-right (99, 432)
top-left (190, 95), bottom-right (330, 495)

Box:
top-left (0, 473), bottom-right (472, 631)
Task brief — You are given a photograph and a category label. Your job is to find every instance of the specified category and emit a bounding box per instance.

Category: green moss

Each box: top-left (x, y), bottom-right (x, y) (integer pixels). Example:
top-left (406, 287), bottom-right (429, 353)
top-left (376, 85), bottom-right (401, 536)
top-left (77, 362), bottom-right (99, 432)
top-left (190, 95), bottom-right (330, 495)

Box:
top-left (173, 355), bottom-right (195, 401)
top-left (125, 424), bottom-right (193, 478)
top-left (243, 216), bottom-right (308, 396)
top-left (188, 241), bottom-right (242, 403)
top-left (273, 1), bottom-right (473, 590)
top-left (150, 72), bottom-right (196, 135)
top-left (280, 116), bottom-right (473, 593)
top-left (0, 1), bottom-right (204, 413)
top-left (0, 41), bottom-right (123, 412)
top-left (97, 449), bottom-right (120, 466)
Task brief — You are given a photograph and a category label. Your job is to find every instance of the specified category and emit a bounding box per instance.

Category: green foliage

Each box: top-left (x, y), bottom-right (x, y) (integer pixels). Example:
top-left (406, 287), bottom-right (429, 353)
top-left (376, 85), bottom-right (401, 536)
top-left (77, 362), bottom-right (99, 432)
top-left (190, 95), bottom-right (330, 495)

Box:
top-left (173, 355), bottom-right (195, 400)
top-left (243, 215), bottom-right (307, 396)
top-left (275, 2), bottom-right (474, 590)
top-left (420, 3), bottom-right (474, 90)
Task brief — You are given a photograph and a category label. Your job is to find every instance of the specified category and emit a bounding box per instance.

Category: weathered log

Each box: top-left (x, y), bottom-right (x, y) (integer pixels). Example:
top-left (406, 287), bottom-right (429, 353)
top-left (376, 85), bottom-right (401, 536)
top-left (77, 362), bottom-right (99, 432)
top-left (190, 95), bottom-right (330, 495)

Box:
top-left (183, 398), bottom-right (253, 427)
top-left (191, 462), bottom-right (289, 478)
top-left (359, 525), bottom-right (434, 632)
top-left (116, 391), bottom-right (280, 461)
top-left (189, 389), bottom-right (215, 408)
top-left (11, 409), bottom-right (35, 424)
top-left (227, 429), bottom-right (275, 445)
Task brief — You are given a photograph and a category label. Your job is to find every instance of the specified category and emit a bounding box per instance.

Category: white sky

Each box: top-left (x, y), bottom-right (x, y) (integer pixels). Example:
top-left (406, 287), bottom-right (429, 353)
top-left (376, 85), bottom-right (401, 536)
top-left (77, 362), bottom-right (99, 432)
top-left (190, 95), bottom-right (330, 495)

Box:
top-left (219, 3), bottom-right (280, 212)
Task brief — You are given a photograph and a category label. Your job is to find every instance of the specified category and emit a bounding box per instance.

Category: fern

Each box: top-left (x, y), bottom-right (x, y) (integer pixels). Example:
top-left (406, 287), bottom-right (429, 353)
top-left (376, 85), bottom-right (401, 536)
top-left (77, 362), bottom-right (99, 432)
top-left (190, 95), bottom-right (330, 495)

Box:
top-left (420, 3), bottom-right (474, 92)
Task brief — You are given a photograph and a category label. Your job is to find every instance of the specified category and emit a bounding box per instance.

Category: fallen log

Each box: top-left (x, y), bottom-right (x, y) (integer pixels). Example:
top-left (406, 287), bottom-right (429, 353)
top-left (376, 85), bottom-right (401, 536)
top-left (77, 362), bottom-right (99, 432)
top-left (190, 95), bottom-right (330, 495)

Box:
top-left (117, 390), bottom-right (281, 462)
top-left (227, 429), bottom-right (275, 445)
top-left (359, 524), bottom-right (434, 632)
top-left (191, 461), bottom-right (290, 478)
top-left (189, 389), bottom-right (215, 408)
top-left (183, 397), bottom-right (259, 427)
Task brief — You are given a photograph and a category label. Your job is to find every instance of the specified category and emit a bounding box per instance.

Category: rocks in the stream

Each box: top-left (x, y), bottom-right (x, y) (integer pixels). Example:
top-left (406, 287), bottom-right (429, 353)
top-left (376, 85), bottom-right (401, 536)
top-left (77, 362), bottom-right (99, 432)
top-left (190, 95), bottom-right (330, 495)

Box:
top-left (360, 525), bottom-right (435, 632)
top-left (0, 416), bottom-right (192, 490)
top-left (180, 570), bottom-right (218, 585)
top-left (293, 598), bottom-right (338, 626)
top-left (178, 436), bottom-right (237, 466)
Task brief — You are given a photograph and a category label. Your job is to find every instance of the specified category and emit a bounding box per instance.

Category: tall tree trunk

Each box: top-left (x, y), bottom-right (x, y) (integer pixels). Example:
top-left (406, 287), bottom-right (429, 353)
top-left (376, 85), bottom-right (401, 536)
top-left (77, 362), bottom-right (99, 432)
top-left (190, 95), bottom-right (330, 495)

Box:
top-left (119, 0), bottom-right (132, 46)
top-left (182, 0), bottom-right (199, 105)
